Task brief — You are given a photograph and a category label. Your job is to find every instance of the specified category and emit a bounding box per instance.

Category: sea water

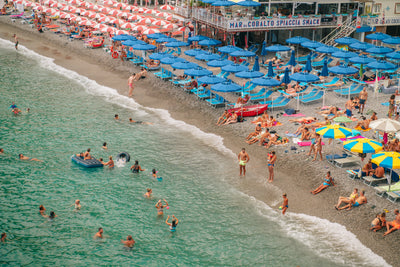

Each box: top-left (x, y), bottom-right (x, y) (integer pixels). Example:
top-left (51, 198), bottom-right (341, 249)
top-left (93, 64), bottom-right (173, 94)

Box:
top-left (0, 39), bottom-right (390, 266)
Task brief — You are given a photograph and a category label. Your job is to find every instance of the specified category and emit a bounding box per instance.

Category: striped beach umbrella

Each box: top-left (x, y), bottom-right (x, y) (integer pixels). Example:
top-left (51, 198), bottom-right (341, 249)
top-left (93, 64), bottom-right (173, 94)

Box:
top-left (316, 124), bottom-right (352, 139)
top-left (371, 151), bottom-right (400, 191)
top-left (344, 138), bottom-right (383, 154)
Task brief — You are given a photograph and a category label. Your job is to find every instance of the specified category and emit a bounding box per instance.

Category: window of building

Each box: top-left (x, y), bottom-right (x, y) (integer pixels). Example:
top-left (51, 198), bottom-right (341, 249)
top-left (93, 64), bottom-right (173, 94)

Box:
top-left (395, 3), bottom-right (400, 14)
top-left (372, 3), bottom-right (381, 14)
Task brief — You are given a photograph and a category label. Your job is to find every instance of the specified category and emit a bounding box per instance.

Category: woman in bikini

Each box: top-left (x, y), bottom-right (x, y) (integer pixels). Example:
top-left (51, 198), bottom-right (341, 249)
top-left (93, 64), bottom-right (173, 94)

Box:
top-left (311, 171), bottom-right (334, 194)
top-left (155, 199), bottom-right (169, 216)
top-left (267, 151), bottom-right (277, 182)
top-left (313, 133), bottom-right (323, 161)
top-left (389, 95), bottom-right (395, 118)
top-left (130, 160), bottom-right (145, 173)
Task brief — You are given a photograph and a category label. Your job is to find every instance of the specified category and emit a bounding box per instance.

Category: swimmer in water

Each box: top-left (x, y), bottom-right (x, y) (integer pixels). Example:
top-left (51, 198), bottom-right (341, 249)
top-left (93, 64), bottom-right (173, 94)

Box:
top-left (115, 114), bottom-right (119, 120)
top-left (1, 233), bottom-right (6, 242)
top-left (94, 227), bottom-right (103, 239)
top-left (129, 118), bottom-right (153, 125)
top-left (130, 160), bottom-right (145, 173)
top-left (152, 169), bottom-right (158, 179)
top-left (19, 153), bottom-right (42, 162)
top-left (121, 235), bottom-right (135, 248)
top-left (47, 211), bottom-right (57, 220)
top-left (103, 156), bottom-right (114, 168)
top-left (39, 205), bottom-right (46, 216)
top-left (155, 199), bottom-right (168, 216)
top-left (165, 215), bottom-right (178, 232)
top-left (74, 199), bottom-right (81, 210)
top-left (0, 148), bottom-right (4, 154)
top-left (144, 188), bottom-right (152, 198)
top-left (102, 142), bottom-right (108, 150)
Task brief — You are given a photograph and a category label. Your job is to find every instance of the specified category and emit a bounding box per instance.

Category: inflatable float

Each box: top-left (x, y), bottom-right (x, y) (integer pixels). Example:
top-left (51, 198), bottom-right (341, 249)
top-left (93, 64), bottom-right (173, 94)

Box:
top-left (116, 152), bottom-right (130, 163)
top-left (71, 155), bottom-right (104, 168)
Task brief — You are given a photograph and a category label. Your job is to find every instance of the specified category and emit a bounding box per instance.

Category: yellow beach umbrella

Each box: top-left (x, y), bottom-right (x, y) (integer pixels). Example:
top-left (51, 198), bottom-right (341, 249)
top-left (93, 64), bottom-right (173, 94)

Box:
top-left (371, 151), bottom-right (400, 191)
top-left (316, 124), bottom-right (353, 139)
top-left (343, 138), bottom-right (383, 154)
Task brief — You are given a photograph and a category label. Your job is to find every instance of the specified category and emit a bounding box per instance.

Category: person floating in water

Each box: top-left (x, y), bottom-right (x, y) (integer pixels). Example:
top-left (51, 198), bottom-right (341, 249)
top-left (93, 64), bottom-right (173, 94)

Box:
top-left (74, 199), bottom-right (81, 210)
top-left (1, 233), bottom-right (6, 242)
top-left (155, 199), bottom-right (168, 216)
top-left (102, 142), bottom-right (108, 150)
top-left (129, 118), bottom-right (153, 125)
top-left (165, 215), bottom-right (178, 232)
top-left (9, 102), bottom-right (17, 110)
top-left (121, 235), bottom-right (135, 248)
top-left (39, 205), bottom-right (46, 216)
top-left (131, 160), bottom-right (145, 173)
top-left (144, 188), bottom-right (152, 198)
top-left (152, 169), bottom-right (158, 179)
top-left (281, 193), bottom-right (288, 215)
top-left (114, 114), bottom-right (120, 120)
top-left (19, 153), bottom-right (42, 162)
top-left (94, 228), bottom-right (103, 239)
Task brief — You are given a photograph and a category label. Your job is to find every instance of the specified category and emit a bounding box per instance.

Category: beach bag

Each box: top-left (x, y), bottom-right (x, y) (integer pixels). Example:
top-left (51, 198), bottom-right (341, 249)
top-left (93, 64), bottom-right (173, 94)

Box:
top-left (285, 108), bottom-right (296, 115)
top-left (237, 116), bottom-right (244, 123)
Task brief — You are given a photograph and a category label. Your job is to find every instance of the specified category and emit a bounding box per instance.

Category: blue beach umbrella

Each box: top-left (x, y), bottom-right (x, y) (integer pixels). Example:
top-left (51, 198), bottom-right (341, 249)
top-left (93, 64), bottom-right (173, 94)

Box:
top-left (288, 50), bottom-right (296, 66)
top-left (199, 39), bottom-right (222, 46)
top-left (304, 54), bottom-right (312, 72)
top-left (218, 45), bottom-right (241, 54)
top-left (160, 56), bottom-right (185, 65)
top-left (282, 67), bottom-right (291, 84)
top-left (149, 52), bottom-right (171, 60)
top-left (201, 0), bottom-right (216, 3)
top-left (331, 50), bottom-right (358, 59)
top-left (386, 51), bottom-right (400, 60)
top-left (132, 43), bottom-right (156, 50)
top-left (329, 65), bottom-right (358, 75)
top-left (264, 44), bottom-right (291, 52)
top-left (207, 59), bottom-right (234, 67)
top-left (195, 52), bottom-right (221, 61)
top-left (211, 81), bottom-right (242, 92)
top-left (112, 34), bottom-right (136, 41)
top-left (171, 60), bottom-right (199, 70)
top-left (165, 41), bottom-right (190, 48)
top-left (184, 48), bottom-right (207, 57)
top-left (146, 33), bottom-right (167, 39)
top-left (267, 61), bottom-right (275, 77)
top-left (382, 37), bottom-right (400, 45)
top-left (184, 67), bottom-right (213, 77)
top-left (349, 55), bottom-right (376, 64)
top-left (321, 60), bottom-right (329, 77)
top-left (222, 63), bottom-right (248, 73)
top-left (122, 40), bottom-right (145, 46)
top-left (188, 35), bottom-right (208, 42)
top-left (365, 46), bottom-right (394, 55)
top-left (235, 70), bottom-right (263, 79)
top-left (230, 50), bottom-right (256, 57)
top-left (252, 56), bottom-right (260, 71)
top-left (251, 77), bottom-right (281, 87)
top-left (367, 60), bottom-right (397, 70)
top-left (155, 37), bottom-right (177, 43)
top-left (286, 36), bottom-right (310, 45)
top-left (335, 37), bottom-right (359, 45)
top-left (349, 42), bottom-right (375, 51)
top-left (302, 41), bottom-right (323, 49)
top-left (198, 75), bottom-right (226, 84)
top-left (211, 0), bottom-right (235, 6)
top-left (290, 72), bottom-right (319, 83)
top-left (315, 45), bottom-right (340, 54)
top-left (366, 32), bottom-right (391, 41)
top-left (261, 41), bottom-right (267, 56)
top-left (237, 0), bottom-right (260, 6)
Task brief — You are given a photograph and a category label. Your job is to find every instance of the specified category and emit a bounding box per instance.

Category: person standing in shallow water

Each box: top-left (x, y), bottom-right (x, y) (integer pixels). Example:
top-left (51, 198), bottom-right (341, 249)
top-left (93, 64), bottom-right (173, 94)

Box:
top-left (128, 73), bottom-right (135, 97)
top-left (238, 148), bottom-right (250, 176)
top-left (13, 34), bottom-right (18, 50)
top-left (281, 193), bottom-right (288, 215)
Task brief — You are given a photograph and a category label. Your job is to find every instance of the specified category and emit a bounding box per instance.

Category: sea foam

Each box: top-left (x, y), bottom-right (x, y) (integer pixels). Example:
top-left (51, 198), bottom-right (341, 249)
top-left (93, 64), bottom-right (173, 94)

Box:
top-left (0, 38), bottom-right (235, 158)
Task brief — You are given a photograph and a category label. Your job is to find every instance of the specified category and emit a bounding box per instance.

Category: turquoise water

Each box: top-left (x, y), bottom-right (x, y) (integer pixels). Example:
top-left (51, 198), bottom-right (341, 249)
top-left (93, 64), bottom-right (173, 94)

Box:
top-left (0, 39), bottom-right (389, 266)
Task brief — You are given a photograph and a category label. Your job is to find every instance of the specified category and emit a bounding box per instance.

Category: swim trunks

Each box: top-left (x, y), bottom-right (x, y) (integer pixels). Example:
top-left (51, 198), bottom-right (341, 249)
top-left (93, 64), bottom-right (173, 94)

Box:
top-left (268, 163), bottom-right (274, 167)
top-left (239, 160), bottom-right (246, 166)
top-left (353, 201), bottom-right (360, 207)
top-left (359, 99), bottom-right (365, 105)
top-left (346, 109), bottom-right (352, 117)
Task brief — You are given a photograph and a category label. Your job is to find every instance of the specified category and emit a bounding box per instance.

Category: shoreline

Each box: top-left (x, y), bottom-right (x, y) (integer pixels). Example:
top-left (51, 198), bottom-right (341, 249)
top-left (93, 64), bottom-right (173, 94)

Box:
top-left (1, 17), bottom-right (399, 266)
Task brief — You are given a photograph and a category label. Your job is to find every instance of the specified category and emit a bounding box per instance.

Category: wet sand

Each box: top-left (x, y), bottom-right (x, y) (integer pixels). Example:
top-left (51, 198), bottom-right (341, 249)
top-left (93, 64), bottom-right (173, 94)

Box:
top-left (1, 17), bottom-right (399, 266)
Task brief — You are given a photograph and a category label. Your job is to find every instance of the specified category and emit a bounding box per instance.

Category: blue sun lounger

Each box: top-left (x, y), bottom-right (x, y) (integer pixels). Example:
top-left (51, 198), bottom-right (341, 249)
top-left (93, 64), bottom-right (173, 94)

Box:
top-left (334, 84), bottom-right (362, 97)
top-left (269, 97), bottom-right (291, 109)
top-left (314, 77), bottom-right (339, 88)
top-left (259, 95), bottom-right (286, 105)
top-left (300, 90), bottom-right (324, 104)
top-left (295, 88), bottom-right (319, 100)
top-left (251, 90), bottom-right (273, 102)
top-left (206, 93), bottom-right (228, 108)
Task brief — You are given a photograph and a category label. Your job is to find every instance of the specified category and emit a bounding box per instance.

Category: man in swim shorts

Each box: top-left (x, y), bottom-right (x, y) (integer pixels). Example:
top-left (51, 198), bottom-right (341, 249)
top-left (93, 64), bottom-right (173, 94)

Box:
top-left (359, 87), bottom-right (368, 114)
top-left (94, 228), bottom-right (103, 239)
top-left (335, 188), bottom-right (358, 210)
top-left (14, 34), bottom-right (18, 50)
top-left (338, 190), bottom-right (367, 210)
top-left (128, 73), bottom-right (135, 97)
top-left (238, 148), bottom-right (250, 176)
top-left (345, 97), bottom-right (354, 118)
top-left (129, 118), bottom-right (152, 125)
top-left (0, 148), bottom-right (3, 154)
top-left (384, 209), bottom-right (400, 236)
top-left (281, 193), bottom-right (288, 215)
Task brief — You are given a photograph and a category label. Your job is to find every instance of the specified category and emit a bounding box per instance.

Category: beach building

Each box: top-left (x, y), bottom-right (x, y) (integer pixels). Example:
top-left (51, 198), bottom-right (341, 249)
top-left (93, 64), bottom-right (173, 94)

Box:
top-left (171, 0), bottom-right (400, 46)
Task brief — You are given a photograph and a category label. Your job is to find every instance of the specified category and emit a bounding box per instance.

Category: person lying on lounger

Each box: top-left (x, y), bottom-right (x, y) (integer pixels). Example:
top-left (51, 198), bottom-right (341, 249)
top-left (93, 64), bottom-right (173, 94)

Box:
top-left (146, 59), bottom-right (160, 69)
top-left (289, 117), bottom-right (316, 124)
top-left (383, 209), bottom-right (400, 236)
top-left (246, 123), bottom-right (262, 140)
top-left (235, 94), bottom-right (250, 107)
top-left (335, 188), bottom-right (358, 210)
top-left (338, 190), bottom-right (367, 210)
top-left (318, 106), bottom-right (339, 116)
top-left (311, 171), bottom-right (335, 195)
top-left (370, 212), bottom-right (386, 232)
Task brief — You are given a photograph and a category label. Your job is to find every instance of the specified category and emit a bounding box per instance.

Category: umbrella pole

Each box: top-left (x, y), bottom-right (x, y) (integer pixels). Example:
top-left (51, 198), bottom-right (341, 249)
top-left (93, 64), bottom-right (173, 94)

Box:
top-left (323, 90), bottom-right (325, 107)
top-left (389, 169), bottom-right (392, 192)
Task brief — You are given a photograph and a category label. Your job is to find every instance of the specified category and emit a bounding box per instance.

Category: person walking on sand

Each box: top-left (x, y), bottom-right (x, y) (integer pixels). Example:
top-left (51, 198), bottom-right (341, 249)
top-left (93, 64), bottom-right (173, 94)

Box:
top-left (13, 34), bottom-right (18, 50)
top-left (359, 86), bottom-right (368, 114)
top-left (128, 73), bottom-right (135, 97)
top-left (267, 151), bottom-right (276, 182)
top-left (238, 148), bottom-right (250, 176)
top-left (281, 193), bottom-right (288, 215)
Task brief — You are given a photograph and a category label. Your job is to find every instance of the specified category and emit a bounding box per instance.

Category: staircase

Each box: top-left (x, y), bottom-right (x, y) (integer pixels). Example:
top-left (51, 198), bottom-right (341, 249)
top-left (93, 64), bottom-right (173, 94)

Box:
top-left (320, 16), bottom-right (357, 47)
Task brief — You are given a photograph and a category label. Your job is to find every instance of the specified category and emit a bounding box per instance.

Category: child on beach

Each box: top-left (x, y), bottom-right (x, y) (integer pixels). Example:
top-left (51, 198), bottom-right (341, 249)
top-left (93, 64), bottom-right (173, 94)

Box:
top-left (281, 193), bottom-right (288, 215)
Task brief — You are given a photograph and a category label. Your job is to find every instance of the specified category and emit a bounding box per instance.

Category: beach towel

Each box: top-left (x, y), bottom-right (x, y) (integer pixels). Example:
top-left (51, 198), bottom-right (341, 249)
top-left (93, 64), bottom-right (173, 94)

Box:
top-left (381, 102), bottom-right (389, 106)
top-left (283, 113), bottom-right (306, 117)
top-left (286, 133), bottom-right (299, 137)
top-left (297, 141), bottom-right (325, 146)
top-left (354, 126), bottom-right (371, 132)
top-left (339, 135), bottom-right (365, 142)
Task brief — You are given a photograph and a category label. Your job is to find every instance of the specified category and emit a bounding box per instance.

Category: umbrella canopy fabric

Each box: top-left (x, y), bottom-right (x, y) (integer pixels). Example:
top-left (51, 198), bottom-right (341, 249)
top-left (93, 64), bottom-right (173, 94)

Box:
top-left (335, 37), bottom-right (359, 45)
top-left (188, 35), bottom-right (209, 42)
top-left (386, 51), bottom-right (400, 60)
top-left (382, 37), bottom-right (400, 45)
top-left (302, 41), bottom-right (323, 49)
top-left (288, 50), bottom-right (296, 66)
top-left (211, 0), bottom-right (235, 6)
top-left (146, 33), bottom-right (167, 39)
top-left (184, 48), bottom-right (207, 57)
top-left (286, 36), bottom-right (310, 44)
top-left (282, 68), bottom-right (291, 84)
top-left (155, 37), bottom-right (177, 43)
top-left (366, 60), bottom-right (396, 70)
top-left (195, 52), bottom-right (221, 61)
top-left (304, 54), bottom-right (312, 72)
top-left (112, 34), bottom-right (135, 41)
top-left (184, 67), bottom-right (213, 77)
top-left (316, 45), bottom-right (340, 54)
top-left (222, 63), bottom-right (248, 73)
top-left (366, 32), bottom-right (391, 41)
top-left (230, 50), bottom-right (256, 57)
top-left (365, 46), bottom-right (394, 54)
top-left (235, 70), bottom-right (264, 79)
top-left (320, 60), bottom-right (329, 77)
top-left (165, 41), bottom-right (189, 47)
top-left (236, 0), bottom-right (260, 6)
top-left (316, 124), bottom-right (353, 139)
top-left (198, 39), bottom-right (222, 46)
top-left (198, 75), bottom-right (226, 84)
top-left (149, 52), bottom-right (171, 60)
top-left (343, 138), bottom-right (383, 154)
top-left (160, 56), bottom-right (185, 65)
top-left (372, 152), bottom-right (400, 169)
top-left (267, 61), bottom-right (274, 77)
top-left (251, 77), bottom-right (281, 87)
top-left (349, 42), bottom-right (375, 51)
top-left (329, 65), bottom-right (358, 75)
top-left (333, 116), bottom-right (353, 123)
top-left (349, 55), bottom-right (376, 64)
top-left (331, 50), bottom-right (358, 59)
top-left (290, 72), bottom-right (319, 83)
top-left (211, 81), bottom-right (242, 92)
top-left (370, 118), bottom-right (400, 132)
top-left (252, 56), bottom-right (260, 72)
top-left (122, 40), bottom-right (144, 46)
top-left (264, 44), bottom-right (291, 52)
top-left (132, 43), bottom-right (156, 50)
top-left (218, 45), bottom-right (241, 54)
top-left (171, 61), bottom-right (199, 70)
top-left (207, 59), bottom-right (234, 67)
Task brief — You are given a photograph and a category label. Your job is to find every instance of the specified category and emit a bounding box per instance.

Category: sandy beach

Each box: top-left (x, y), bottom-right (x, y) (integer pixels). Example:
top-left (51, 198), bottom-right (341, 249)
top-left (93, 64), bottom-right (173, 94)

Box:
top-left (1, 15), bottom-right (400, 265)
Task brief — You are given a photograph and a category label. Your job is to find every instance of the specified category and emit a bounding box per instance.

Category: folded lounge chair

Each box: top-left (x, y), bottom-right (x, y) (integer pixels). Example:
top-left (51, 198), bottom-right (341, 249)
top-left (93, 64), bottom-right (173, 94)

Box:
top-left (300, 91), bottom-right (324, 104)
top-left (269, 97), bottom-right (291, 109)
top-left (206, 93), bottom-right (228, 108)
top-left (334, 156), bottom-right (360, 168)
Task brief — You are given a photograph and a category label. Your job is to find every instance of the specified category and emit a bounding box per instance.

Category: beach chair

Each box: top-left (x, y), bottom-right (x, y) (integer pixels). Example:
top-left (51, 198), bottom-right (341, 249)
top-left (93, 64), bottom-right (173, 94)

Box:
top-left (248, 44), bottom-right (259, 53)
top-left (295, 88), bottom-right (319, 100)
top-left (259, 95), bottom-right (285, 105)
top-left (130, 56), bottom-right (144, 65)
top-left (300, 91), bottom-right (324, 104)
top-left (242, 84), bottom-right (257, 95)
top-left (251, 90), bottom-right (273, 102)
top-left (10, 12), bottom-right (24, 19)
top-left (296, 52), bottom-right (316, 63)
top-left (154, 68), bottom-right (165, 78)
top-left (326, 153), bottom-right (348, 164)
top-left (269, 98), bottom-right (291, 109)
top-left (386, 191), bottom-right (400, 203)
top-left (363, 175), bottom-right (388, 186)
top-left (313, 58), bottom-right (332, 68)
top-left (206, 93), bottom-right (228, 108)
top-left (335, 84), bottom-right (363, 97)
top-left (375, 181), bottom-right (400, 197)
top-left (197, 89), bottom-right (212, 100)
top-left (315, 77), bottom-right (339, 88)
top-left (349, 78), bottom-right (366, 84)
top-left (334, 156), bottom-right (359, 168)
